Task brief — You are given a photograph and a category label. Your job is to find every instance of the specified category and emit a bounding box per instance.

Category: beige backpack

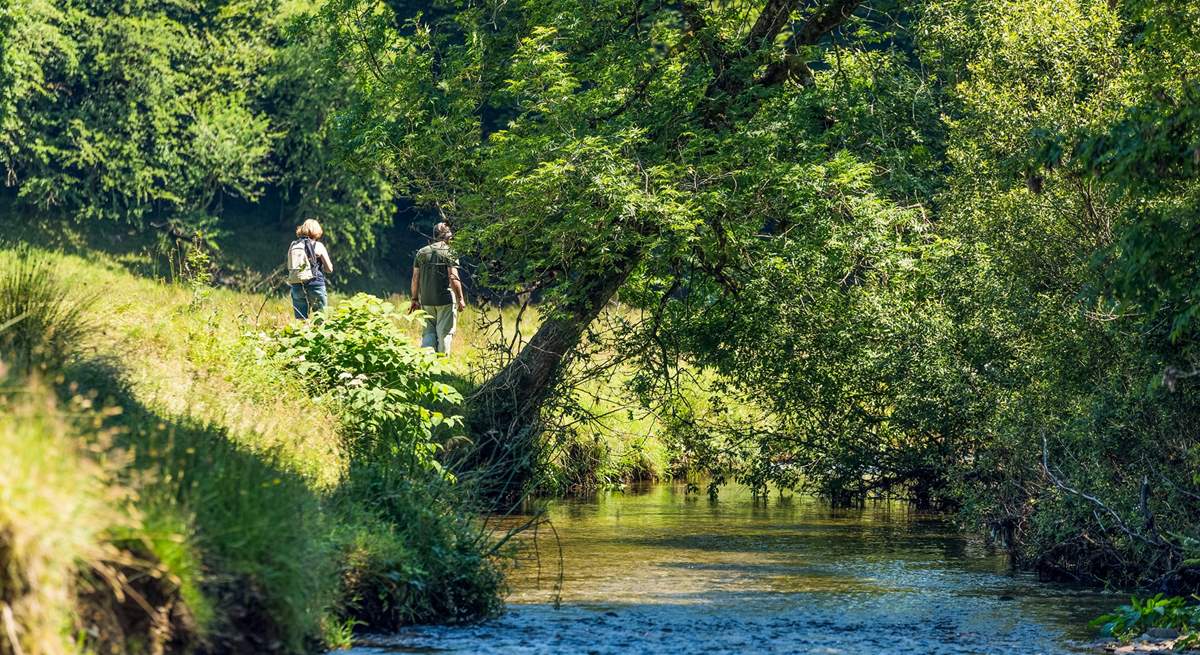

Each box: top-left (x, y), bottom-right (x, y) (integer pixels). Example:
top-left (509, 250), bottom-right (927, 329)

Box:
top-left (286, 239), bottom-right (316, 284)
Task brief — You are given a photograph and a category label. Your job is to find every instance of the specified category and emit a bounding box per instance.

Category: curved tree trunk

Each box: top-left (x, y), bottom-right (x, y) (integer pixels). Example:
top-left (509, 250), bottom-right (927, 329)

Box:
top-left (463, 254), bottom-right (640, 500)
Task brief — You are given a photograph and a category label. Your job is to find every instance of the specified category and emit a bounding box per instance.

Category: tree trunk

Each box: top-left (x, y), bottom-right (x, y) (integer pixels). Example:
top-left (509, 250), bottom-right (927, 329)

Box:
top-left (462, 253), bottom-right (640, 501)
top-left (448, 0), bottom-right (866, 502)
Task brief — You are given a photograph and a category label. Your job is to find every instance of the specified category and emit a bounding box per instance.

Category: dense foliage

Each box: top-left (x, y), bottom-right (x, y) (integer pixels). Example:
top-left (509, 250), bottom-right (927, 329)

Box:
top-left (1, 0), bottom-right (1196, 607)
top-left (0, 0), bottom-right (395, 270)
top-left (266, 294), bottom-right (462, 471)
top-left (323, 0), bottom-right (1200, 591)
top-left (262, 294), bottom-right (502, 627)
top-left (923, 0), bottom-right (1200, 589)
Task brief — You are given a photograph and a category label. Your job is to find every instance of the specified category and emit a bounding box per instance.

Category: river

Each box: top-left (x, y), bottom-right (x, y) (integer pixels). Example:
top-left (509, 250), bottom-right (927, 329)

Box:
top-left (347, 482), bottom-right (1116, 654)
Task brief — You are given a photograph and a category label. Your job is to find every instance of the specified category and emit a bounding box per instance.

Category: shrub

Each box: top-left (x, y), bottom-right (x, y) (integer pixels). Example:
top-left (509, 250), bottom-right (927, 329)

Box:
top-left (263, 293), bottom-right (504, 629)
top-left (331, 468), bottom-right (506, 628)
top-left (1092, 594), bottom-right (1200, 646)
top-left (0, 248), bottom-right (92, 376)
top-left (264, 293), bottom-right (462, 472)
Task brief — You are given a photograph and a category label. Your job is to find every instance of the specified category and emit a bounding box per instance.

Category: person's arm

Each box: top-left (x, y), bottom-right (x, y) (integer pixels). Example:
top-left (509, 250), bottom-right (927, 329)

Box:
top-left (449, 266), bottom-right (466, 312)
top-left (409, 266), bottom-right (421, 312)
top-left (316, 243), bottom-right (333, 273)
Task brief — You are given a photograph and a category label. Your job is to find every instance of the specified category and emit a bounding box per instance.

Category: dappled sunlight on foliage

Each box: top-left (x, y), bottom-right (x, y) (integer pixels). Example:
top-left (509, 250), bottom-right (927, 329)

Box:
top-left (2, 0), bottom-right (1200, 651)
top-left (263, 294), bottom-right (463, 472)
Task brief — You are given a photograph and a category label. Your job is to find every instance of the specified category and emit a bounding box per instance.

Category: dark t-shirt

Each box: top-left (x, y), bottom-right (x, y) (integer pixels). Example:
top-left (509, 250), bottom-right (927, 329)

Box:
top-left (414, 242), bottom-right (459, 306)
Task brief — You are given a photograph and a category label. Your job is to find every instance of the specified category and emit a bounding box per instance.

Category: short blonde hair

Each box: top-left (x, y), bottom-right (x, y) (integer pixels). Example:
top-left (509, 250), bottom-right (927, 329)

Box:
top-left (296, 219), bottom-right (323, 240)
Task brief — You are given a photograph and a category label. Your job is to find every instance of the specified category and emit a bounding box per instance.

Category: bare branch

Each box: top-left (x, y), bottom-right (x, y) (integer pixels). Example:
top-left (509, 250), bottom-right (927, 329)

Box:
top-left (1041, 435), bottom-right (1171, 551)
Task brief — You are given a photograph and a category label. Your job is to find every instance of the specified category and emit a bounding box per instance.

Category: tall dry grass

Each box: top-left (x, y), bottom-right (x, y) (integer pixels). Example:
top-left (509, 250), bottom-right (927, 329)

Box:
top-left (0, 385), bottom-right (129, 655)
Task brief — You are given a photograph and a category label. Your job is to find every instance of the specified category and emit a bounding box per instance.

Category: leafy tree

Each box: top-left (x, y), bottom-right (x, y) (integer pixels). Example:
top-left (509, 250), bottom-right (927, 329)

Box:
top-left (265, 13), bottom-right (399, 273)
top-left (323, 0), bottom-right (927, 492)
top-left (926, 0), bottom-right (1200, 587)
top-left (1, 0), bottom-right (276, 229)
top-left (328, 0), bottom-right (1200, 589)
top-left (0, 0), bottom-right (398, 271)
top-left (1071, 0), bottom-right (1200, 344)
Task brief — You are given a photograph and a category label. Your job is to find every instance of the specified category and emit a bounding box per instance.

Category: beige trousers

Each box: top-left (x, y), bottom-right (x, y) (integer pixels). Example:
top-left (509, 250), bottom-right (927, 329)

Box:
top-left (420, 304), bottom-right (457, 354)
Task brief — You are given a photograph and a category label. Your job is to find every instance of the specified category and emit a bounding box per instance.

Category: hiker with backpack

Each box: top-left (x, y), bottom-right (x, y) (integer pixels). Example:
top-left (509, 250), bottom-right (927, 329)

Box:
top-left (287, 219), bottom-right (334, 319)
top-left (410, 222), bottom-right (466, 354)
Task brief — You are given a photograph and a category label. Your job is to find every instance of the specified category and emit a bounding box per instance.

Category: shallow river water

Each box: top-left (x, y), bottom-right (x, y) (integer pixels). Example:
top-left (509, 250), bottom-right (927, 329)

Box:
top-left (347, 483), bottom-right (1116, 654)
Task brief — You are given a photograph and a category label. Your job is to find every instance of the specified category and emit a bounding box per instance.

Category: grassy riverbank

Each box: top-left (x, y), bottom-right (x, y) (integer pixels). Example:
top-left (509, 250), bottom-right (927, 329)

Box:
top-left (0, 242), bottom-right (504, 654)
top-left (0, 211), bottom-right (691, 653)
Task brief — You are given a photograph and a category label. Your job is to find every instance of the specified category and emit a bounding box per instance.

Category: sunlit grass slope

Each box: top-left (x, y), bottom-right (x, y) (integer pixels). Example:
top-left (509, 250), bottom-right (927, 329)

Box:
top-left (0, 243), bottom-right (503, 655)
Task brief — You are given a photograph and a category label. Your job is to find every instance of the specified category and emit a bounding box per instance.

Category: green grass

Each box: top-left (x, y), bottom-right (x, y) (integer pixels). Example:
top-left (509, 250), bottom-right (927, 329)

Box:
top-left (0, 238), bottom-right (504, 653)
top-left (0, 247), bottom-right (94, 376)
top-left (0, 386), bottom-right (130, 655)
top-left (0, 204), bottom-right (721, 652)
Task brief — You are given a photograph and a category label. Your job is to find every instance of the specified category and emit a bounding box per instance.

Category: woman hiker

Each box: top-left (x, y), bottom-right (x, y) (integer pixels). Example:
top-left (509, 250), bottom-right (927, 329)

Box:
top-left (286, 219), bottom-right (334, 319)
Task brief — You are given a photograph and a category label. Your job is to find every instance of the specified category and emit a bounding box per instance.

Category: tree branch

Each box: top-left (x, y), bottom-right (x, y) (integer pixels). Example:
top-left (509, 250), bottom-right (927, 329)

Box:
top-left (700, 0), bottom-right (864, 123)
top-left (682, 0), bottom-right (728, 77)
top-left (1041, 436), bottom-right (1171, 551)
top-left (792, 0), bottom-right (862, 47)
top-left (758, 0), bottom-right (862, 85)
top-left (744, 0), bottom-right (803, 56)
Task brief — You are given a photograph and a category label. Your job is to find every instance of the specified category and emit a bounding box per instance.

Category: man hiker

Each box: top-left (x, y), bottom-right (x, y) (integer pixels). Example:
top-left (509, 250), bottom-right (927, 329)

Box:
top-left (411, 222), bottom-right (466, 354)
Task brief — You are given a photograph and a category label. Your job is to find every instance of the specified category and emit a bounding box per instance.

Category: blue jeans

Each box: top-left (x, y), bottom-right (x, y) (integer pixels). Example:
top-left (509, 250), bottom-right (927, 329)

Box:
top-left (291, 283), bottom-right (327, 319)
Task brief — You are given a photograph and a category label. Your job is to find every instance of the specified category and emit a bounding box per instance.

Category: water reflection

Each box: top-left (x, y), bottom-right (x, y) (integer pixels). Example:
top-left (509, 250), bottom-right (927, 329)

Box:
top-left (349, 483), bottom-right (1114, 654)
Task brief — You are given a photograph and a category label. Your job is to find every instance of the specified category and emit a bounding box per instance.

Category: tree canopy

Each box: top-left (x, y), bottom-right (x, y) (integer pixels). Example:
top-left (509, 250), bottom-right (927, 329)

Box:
top-left (0, 0), bottom-right (1196, 590)
top-left (323, 0), bottom-right (1200, 587)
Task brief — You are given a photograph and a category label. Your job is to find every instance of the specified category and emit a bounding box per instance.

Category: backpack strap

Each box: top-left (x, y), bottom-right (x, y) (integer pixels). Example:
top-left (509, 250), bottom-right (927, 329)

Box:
top-left (302, 238), bottom-right (319, 270)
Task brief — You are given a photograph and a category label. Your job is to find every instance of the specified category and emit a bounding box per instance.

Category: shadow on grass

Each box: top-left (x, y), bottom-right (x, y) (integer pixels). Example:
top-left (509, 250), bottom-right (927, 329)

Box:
top-left (0, 194), bottom-right (288, 288)
top-left (60, 357), bottom-right (333, 654)
top-left (59, 355), bottom-right (507, 650)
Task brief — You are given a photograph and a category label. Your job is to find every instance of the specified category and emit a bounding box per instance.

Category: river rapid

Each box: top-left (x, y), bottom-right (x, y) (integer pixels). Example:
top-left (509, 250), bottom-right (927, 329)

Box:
top-left (346, 483), bottom-right (1115, 654)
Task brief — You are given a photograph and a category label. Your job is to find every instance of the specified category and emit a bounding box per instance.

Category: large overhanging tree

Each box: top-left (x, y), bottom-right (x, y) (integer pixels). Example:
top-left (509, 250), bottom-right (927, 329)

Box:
top-left (321, 0), bottom-right (901, 492)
